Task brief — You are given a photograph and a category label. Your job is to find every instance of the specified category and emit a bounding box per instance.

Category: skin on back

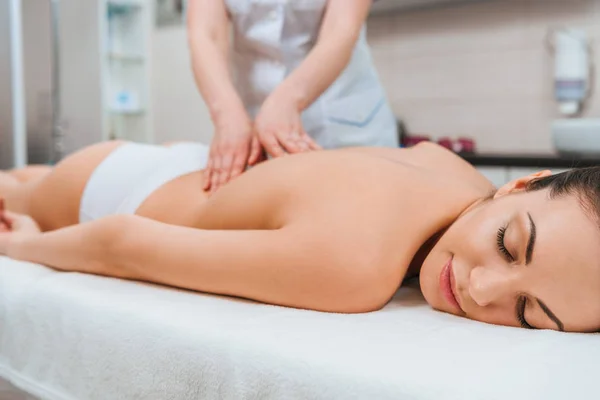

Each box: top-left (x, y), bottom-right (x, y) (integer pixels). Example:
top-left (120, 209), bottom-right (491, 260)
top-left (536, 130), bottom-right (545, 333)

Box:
top-left (4, 141), bottom-right (491, 313)
top-left (138, 142), bottom-right (494, 231)
top-left (133, 144), bottom-right (491, 311)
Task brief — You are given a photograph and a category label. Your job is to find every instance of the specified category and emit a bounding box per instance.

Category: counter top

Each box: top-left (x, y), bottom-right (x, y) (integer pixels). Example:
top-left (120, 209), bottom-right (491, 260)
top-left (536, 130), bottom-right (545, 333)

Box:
top-left (459, 152), bottom-right (600, 168)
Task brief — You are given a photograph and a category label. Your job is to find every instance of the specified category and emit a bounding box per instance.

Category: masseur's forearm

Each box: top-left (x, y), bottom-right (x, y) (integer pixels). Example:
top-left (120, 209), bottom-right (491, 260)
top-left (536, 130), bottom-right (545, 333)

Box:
top-left (187, 0), bottom-right (247, 121)
top-left (8, 217), bottom-right (120, 277)
top-left (278, 0), bottom-right (372, 110)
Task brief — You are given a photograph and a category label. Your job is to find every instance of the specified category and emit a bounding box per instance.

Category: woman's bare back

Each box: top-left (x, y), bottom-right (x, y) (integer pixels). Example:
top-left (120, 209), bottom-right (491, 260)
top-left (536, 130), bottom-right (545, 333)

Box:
top-left (27, 141), bottom-right (486, 229)
top-left (10, 141), bottom-right (490, 312)
top-left (23, 141), bottom-right (490, 263)
top-left (139, 142), bottom-right (493, 233)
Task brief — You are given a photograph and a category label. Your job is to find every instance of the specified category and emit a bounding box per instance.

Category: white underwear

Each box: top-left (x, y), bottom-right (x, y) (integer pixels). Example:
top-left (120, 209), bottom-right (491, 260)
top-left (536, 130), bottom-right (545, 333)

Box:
top-left (79, 142), bottom-right (209, 223)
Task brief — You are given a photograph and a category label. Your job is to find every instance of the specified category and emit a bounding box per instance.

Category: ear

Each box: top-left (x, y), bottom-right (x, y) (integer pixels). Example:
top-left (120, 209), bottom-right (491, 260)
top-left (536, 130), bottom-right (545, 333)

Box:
top-left (494, 170), bottom-right (552, 199)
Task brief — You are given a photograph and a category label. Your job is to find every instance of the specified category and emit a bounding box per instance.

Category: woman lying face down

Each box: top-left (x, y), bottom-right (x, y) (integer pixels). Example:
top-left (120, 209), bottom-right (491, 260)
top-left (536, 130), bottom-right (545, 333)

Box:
top-left (0, 141), bottom-right (598, 332)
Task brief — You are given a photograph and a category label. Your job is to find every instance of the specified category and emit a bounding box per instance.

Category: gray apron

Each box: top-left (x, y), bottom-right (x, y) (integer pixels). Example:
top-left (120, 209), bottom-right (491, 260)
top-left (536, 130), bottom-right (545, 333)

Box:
top-left (225, 0), bottom-right (399, 149)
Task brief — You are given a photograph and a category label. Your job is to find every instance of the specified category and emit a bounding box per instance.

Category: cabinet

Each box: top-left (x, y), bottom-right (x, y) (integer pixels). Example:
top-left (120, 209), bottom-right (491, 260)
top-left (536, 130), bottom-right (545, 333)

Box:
top-left (476, 166), bottom-right (571, 188)
top-left (56, 0), bottom-right (154, 156)
top-left (475, 167), bottom-right (509, 188)
top-left (370, 0), bottom-right (485, 14)
top-left (102, 0), bottom-right (153, 142)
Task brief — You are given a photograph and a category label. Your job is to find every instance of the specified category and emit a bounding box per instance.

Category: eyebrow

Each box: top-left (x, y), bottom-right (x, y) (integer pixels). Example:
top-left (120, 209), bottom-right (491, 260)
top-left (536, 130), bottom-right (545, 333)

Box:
top-left (524, 213), bottom-right (565, 331)
top-left (525, 213), bottom-right (536, 265)
top-left (536, 299), bottom-right (565, 332)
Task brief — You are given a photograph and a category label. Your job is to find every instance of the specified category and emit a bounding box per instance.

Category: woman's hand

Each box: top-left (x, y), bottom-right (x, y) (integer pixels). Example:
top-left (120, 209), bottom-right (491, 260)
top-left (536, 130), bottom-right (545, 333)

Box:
top-left (255, 89), bottom-right (321, 158)
top-left (203, 110), bottom-right (263, 194)
top-left (0, 199), bottom-right (42, 256)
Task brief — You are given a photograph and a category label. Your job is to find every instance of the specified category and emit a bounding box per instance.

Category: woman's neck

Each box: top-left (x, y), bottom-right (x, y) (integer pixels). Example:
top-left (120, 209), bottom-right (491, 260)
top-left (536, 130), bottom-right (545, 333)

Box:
top-left (405, 194), bottom-right (493, 280)
top-left (406, 230), bottom-right (444, 279)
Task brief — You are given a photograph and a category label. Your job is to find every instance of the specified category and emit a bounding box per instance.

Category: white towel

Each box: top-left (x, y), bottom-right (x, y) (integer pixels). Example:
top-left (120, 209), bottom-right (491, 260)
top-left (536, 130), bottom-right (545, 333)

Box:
top-left (0, 256), bottom-right (598, 400)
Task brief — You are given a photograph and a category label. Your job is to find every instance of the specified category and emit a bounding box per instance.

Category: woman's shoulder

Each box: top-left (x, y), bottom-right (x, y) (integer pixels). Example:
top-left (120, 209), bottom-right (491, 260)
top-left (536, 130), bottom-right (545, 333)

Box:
top-left (402, 142), bottom-right (496, 194)
top-left (337, 142), bottom-right (495, 196)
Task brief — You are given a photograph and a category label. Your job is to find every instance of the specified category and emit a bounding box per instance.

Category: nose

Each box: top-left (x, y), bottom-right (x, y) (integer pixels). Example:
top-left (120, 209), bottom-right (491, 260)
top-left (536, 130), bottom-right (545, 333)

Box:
top-left (469, 266), bottom-right (517, 307)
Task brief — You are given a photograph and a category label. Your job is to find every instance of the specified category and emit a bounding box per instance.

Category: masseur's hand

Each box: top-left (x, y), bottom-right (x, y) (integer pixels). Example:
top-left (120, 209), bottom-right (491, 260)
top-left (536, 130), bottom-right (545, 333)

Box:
top-left (204, 110), bottom-right (263, 194)
top-left (255, 89), bottom-right (321, 158)
top-left (0, 199), bottom-right (41, 256)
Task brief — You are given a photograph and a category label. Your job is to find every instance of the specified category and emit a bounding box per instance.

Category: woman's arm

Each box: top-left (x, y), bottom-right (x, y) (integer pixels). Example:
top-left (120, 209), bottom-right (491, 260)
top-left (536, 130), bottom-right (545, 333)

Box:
top-left (187, 0), bottom-right (243, 124)
top-left (275, 0), bottom-right (373, 110)
top-left (6, 216), bottom-right (118, 276)
top-left (8, 215), bottom-right (383, 313)
top-left (187, 0), bottom-right (261, 193)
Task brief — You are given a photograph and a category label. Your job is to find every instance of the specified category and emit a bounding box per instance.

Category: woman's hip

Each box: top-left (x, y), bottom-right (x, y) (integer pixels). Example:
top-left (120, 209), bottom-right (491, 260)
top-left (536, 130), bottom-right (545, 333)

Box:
top-left (79, 142), bottom-right (210, 224)
top-left (29, 140), bottom-right (128, 230)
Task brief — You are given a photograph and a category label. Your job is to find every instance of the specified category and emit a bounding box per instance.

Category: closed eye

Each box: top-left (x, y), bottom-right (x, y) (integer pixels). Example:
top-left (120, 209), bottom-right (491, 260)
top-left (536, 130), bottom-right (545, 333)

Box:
top-left (516, 296), bottom-right (535, 329)
top-left (496, 225), bottom-right (514, 262)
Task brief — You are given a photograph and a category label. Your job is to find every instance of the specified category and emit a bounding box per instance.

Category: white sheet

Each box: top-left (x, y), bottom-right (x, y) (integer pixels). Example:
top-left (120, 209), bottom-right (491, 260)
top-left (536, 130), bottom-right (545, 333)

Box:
top-left (0, 256), bottom-right (597, 400)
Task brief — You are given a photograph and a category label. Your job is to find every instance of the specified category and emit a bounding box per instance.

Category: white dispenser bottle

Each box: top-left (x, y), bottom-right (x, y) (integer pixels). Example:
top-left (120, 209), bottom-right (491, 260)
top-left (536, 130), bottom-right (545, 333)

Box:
top-left (553, 28), bottom-right (591, 117)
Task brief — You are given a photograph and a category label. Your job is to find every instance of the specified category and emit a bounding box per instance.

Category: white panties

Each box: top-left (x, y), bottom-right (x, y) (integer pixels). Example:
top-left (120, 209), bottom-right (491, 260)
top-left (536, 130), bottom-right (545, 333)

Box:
top-left (79, 142), bottom-right (209, 222)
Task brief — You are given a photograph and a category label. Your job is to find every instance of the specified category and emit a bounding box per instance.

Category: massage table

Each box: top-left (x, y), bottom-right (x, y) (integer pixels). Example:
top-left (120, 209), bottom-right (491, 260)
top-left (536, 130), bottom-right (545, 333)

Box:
top-left (0, 256), bottom-right (597, 400)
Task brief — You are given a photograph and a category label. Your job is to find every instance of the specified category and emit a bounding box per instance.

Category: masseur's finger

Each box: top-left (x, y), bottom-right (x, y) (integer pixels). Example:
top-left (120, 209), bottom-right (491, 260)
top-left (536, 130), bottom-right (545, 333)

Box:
top-left (0, 199), bottom-right (10, 232)
top-left (289, 130), bottom-right (309, 152)
top-left (203, 157), bottom-right (214, 191)
top-left (210, 155), bottom-right (224, 195)
top-left (295, 133), bottom-right (310, 152)
top-left (220, 151), bottom-right (236, 186)
top-left (214, 146), bottom-right (245, 193)
top-left (228, 150), bottom-right (247, 180)
top-left (262, 133), bottom-right (287, 158)
top-left (301, 130), bottom-right (321, 151)
top-left (277, 131), bottom-right (303, 154)
top-left (248, 136), bottom-right (262, 166)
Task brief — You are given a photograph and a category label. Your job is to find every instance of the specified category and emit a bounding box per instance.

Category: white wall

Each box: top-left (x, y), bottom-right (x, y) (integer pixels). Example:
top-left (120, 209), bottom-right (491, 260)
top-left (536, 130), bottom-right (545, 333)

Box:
top-left (151, 25), bottom-right (213, 145)
top-left (367, 0), bottom-right (600, 153)
top-left (58, 0), bottom-right (104, 154)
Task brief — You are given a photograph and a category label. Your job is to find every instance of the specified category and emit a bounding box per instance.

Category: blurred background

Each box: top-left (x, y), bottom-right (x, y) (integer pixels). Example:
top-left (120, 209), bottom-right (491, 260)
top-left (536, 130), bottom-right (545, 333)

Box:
top-left (1, 0), bottom-right (599, 178)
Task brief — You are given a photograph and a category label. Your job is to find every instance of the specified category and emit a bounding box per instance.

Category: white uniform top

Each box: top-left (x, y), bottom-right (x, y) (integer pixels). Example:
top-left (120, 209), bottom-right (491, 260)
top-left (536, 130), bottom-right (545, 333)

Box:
top-left (225, 0), bottom-right (399, 149)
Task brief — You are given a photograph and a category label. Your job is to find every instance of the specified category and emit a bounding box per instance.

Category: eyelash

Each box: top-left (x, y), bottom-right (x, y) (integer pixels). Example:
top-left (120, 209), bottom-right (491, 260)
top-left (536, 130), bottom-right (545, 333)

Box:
top-left (496, 226), bottom-right (514, 262)
top-left (516, 296), bottom-right (534, 329)
top-left (497, 227), bottom-right (533, 329)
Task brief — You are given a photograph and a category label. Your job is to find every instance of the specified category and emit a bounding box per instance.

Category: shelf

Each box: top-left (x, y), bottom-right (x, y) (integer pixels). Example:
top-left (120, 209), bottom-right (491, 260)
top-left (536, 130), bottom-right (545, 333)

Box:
top-left (107, 1), bottom-right (143, 17)
top-left (106, 52), bottom-right (145, 62)
top-left (107, 0), bottom-right (143, 8)
top-left (109, 109), bottom-right (146, 116)
top-left (102, 0), bottom-right (153, 143)
top-left (370, 0), bottom-right (486, 15)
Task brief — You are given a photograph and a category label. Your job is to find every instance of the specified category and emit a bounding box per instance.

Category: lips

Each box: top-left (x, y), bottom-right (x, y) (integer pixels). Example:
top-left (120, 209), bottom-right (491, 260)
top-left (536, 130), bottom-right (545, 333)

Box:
top-left (440, 256), bottom-right (463, 313)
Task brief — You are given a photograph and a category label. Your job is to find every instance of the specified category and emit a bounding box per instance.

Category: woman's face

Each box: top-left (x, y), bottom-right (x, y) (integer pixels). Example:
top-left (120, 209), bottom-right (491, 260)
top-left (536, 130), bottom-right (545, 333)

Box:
top-left (420, 174), bottom-right (600, 332)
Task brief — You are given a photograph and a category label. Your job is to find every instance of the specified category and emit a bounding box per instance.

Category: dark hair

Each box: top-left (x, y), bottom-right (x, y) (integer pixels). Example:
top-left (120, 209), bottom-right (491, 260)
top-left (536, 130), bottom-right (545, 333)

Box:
top-left (526, 166), bottom-right (600, 221)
